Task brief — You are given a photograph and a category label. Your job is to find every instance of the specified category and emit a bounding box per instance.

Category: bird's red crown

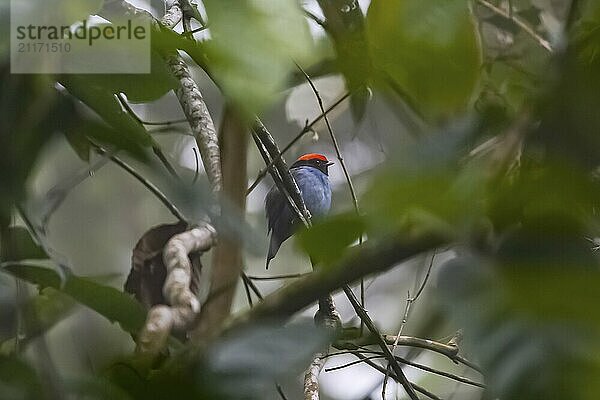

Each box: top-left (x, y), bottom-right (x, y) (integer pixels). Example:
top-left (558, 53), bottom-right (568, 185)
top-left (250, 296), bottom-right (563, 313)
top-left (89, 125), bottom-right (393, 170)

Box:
top-left (297, 153), bottom-right (328, 162)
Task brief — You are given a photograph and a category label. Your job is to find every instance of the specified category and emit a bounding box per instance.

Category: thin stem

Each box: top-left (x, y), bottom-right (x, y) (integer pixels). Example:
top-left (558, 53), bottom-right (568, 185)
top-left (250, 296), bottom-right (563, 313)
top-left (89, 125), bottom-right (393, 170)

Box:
top-left (476, 0), bottom-right (553, 53)
top-left (246, 272), bottom-right (310, 280)
top-left (325, 355), bottom-right (383, 372)
top-left (92, 144), bottom-right (188, 224)
top-left (116, 94), bottom-right (180, 178)
top-left (295, 63), bottom-right (367, 334)
top-left (241, 272), bottom-right (264, 301)
top-left (342, 286), bottom-right (420, 400)
top-left (276, 384), bottom-right (289, 400)
top-left (246, 93), bottom-right (350, 196)
top-left (352, 352), bottom-right (443, 400)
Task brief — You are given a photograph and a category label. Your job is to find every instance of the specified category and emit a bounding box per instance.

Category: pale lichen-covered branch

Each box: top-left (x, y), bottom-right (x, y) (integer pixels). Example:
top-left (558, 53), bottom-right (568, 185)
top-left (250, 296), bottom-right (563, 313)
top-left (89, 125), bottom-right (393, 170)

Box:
top-left (136, 224), bottom-right (217, 355)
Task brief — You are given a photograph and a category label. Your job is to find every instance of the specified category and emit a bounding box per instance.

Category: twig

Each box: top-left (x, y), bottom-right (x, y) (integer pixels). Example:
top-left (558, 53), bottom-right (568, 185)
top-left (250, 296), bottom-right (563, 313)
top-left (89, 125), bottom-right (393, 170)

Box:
top-left (39, 151), bottom-right (112, 230)
top-left (252, 120), bottom-right (311, 227)
top-left (304, 9), bottom-right (327, 29)
top-left (92, 145), bottom-right (188, 224)
top-left (342, 286), bottom-right (419, 400)
top-left (476, 0), bottom-right (553, 53)
top-left (295, 64), bottom-right (367, 335)
top-left (116, 93), bottom-right (180, 179)
top-left (339, 334), bottom-right (482, 374)
top-left (276, 383), bottom-right (289, 400)
top-left (246, 272), bottom-right (310, 280)
top-left (325, 355), bottom-right (383, 372)
top-left (192, 147), bottom-right (200, 184)
top-left (241, 272), bottom-right (264, 301)
top-left (246, 93), bottom-right (350, 196)
top-left (383, 251), bottom-right (436, 396)
top-left (352, 352), bottom-right (443, 400)
top-left (333, 347), bottom-right (484, 388)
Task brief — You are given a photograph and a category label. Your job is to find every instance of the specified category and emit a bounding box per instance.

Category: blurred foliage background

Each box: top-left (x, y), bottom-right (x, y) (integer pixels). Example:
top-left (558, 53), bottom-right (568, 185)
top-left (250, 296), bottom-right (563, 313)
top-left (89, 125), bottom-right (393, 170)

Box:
top-left (1, 0), bottom-right (600, 399)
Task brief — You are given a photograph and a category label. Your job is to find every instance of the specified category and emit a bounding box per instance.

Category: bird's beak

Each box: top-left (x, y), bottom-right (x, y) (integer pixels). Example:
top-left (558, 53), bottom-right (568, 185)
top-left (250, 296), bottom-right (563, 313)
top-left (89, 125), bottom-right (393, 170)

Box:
top-left (326, 161), bottom-right (334, 166)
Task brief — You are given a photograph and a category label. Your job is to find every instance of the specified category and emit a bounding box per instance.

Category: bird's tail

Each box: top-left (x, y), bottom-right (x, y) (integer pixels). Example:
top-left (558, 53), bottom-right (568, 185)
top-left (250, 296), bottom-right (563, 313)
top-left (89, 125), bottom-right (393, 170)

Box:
top-left (265, 236), bottom-right (281, 269)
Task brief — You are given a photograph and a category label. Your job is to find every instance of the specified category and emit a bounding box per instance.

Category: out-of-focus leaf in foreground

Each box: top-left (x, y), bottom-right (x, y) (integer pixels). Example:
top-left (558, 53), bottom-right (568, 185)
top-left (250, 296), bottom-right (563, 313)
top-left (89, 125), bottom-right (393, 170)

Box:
top-left (297, 213), bottom-right (365, 265)
top-left (2, 263), bottom-right (146, 334)
top-left (198, 321), bottom-right (330, 399)
top-left (0, 356), bottom-right (44, 399)
top-left (0, 226), bottom-right (48, 262)
top-left (203, 0), bottom-right (312, 120)
top-left (367, 0), bottom-right (481, 120)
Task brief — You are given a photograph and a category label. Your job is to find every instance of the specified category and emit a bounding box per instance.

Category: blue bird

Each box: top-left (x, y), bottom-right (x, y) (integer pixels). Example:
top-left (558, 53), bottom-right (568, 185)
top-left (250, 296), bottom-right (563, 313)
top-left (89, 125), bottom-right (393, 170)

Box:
top-left (265, 153), bottom-right (333, 269)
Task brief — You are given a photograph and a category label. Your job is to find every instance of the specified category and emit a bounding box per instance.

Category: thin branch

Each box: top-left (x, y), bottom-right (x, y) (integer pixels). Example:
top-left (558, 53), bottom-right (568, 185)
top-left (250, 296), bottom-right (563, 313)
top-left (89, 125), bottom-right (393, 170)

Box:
top-left (393, 354), bottom-right (485, 389)
top-left (325, 355), bottom-right (383, 372)
top-left (116, 94), bottom-right (180, 178)
top-left (246, 272), bottom-right (310, 280)
top-left (304, 9), bottom-right (327, 29)
top-left (241, 272), bottom-right (264, 300)
top-left (338, 334), bottom-right (482, 374)
top-left (39, 151), bottom-right (111, 230)
top-left (276, 383), bottom-right (289, 400)
top-left (384, 251), bottom-right (436, 396)
top-left (246, 93), bottom-right (350, 196)
top-left (251, 120), bottom-right (311, 227)
top-left (92, 145), bottom-right (188, 224)
top-left (330, 348), bottom-right (484, 388)
top-left (341, 286), bottom-right (420, 400)
top-left (241, 274), bottom-right (254, 307)
top-left (295, 64), bottom-right (367, 335)
top-left (476, 0), bottom-right (553, 53)
top-left (351, 352), bottom-right (443, 400)
top-left (142, 119), bottom-right (189, 126)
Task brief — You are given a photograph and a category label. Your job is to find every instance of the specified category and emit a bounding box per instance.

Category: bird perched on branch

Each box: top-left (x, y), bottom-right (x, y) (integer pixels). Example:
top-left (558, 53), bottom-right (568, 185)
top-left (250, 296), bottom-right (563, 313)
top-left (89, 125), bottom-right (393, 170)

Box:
top-left (265, 153), bottom-right (333, 269)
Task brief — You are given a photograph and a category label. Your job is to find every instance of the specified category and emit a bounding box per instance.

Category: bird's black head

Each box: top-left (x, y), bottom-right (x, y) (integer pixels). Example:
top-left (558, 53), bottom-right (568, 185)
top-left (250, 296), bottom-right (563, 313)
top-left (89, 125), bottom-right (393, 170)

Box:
top-left (291, 153), bottom-right (334, 175)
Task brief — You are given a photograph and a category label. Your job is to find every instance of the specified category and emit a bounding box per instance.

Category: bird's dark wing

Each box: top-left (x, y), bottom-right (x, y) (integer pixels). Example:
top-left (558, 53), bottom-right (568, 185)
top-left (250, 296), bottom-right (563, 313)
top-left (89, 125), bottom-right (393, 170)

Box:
top-left (265, 184), bottom-right (286, 233)
top-left (265, 184), bottom-right (297, 268)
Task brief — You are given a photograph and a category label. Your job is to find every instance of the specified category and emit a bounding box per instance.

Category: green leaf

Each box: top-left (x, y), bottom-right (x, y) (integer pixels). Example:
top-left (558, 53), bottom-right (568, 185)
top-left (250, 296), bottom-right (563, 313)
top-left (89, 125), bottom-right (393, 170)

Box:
top-left (366, 0), bottom-right (481, 119)
top-left (60, 75), bottom-right (153, 158)
top-left (0, 356), bottom-right (44, 399)
top-left (1, 288), bottom-right (77, 354)
top-left (64, 377), bottom-right (132, 400)
top-left (203, 0), bottom-right (312, 120)
top-left (2, 263), bottom-right (146, 334)
top-left (199, 321), bottom-right (331, 399)
top-left (297, 213), bottom-right (365, 265)
top-left (0, 227), bottom-right (48, 262)
top-left (73, 50), bottom-right (178, 103)
top-left (317, 0), bottom-right (371, 120)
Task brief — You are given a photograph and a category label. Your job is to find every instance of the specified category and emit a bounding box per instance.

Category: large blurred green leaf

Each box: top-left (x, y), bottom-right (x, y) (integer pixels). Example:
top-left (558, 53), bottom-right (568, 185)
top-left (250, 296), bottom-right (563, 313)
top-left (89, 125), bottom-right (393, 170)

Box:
top-left (71, 50), bottom-right (178, 104)
top-left (1, 263), bottom-right (146, 334)
top-left (0, 71), bottom-right (77, 226)
top-left (0, 227), bottom-right (48, 262)
top-left (534, 3), bottom-right (600, 167)
top-left (297, 213), bottom-right (365, 265)
top-left (60, 75), bottom-right (153, 158)
top-left (198, 321), bottom-right (330, 399)
top-left (366, 0), bottom-right (481, 119)
top-left (203, 0), bottom-right (312, 120)
top-left (317, 0), bottom-right (371, 120)
top-left (0, 356), bottom-right (44, 400)
top-left (0, 288), bottom-right (76, 354)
